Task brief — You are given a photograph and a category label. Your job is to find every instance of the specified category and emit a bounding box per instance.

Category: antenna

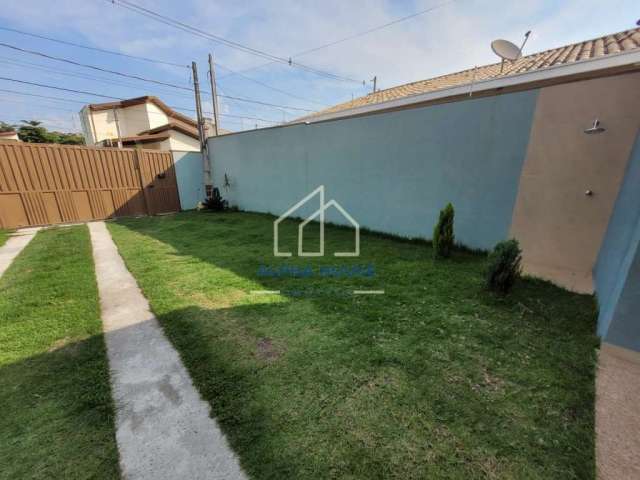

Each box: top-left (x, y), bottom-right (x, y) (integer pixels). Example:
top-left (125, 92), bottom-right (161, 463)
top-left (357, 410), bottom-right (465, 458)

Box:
top-left (491, 31), bottom-right (531, 73)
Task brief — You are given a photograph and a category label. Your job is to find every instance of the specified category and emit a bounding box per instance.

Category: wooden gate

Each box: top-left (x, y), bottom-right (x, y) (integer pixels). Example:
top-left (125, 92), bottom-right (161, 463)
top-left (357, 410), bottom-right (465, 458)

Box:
top-left (0, 143), bottom-right (181, 229)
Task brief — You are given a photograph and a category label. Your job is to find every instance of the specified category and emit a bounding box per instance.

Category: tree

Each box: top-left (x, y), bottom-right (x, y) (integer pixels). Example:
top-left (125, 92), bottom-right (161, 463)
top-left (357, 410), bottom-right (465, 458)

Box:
top-left (17, 120), bottom-right (51, 143)
top-left (15, 120), bottom-right (84, 145)
top-left (432, 203), bottom-right (455, 258)
top-left (0, 121), bottom-right (16, 133)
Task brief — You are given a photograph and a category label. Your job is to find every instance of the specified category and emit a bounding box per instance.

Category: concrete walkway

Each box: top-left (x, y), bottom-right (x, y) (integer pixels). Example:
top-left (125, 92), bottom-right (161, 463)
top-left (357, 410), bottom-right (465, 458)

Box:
top-left (596, 343), bottom-right (640, 479)
top-left (89, 221), bottom-right (246, 480)
top-left (0, 227), bottom-right (40, 278)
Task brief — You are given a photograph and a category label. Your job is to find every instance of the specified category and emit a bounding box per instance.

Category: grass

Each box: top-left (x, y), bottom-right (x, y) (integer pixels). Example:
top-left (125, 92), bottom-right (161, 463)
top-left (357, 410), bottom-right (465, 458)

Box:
top-left (0, 226), bottom-right (119, 480)
top-left (0, 229), bottom-right (12, 247)
top-left (108, 211), bottom-right (599, 480)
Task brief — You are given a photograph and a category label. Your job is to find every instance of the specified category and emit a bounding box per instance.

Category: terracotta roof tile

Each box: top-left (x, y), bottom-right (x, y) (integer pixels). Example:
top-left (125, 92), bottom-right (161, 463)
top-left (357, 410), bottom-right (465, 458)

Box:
top-left (303, 27), bottom-right (640, 120)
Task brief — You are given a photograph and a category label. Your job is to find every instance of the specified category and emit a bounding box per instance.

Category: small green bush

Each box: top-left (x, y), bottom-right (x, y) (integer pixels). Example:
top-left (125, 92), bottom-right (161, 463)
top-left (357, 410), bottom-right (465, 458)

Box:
top-left (433, 203), bottom-right (455, 258)
top-left (486, 239), bottom-right (522, 294)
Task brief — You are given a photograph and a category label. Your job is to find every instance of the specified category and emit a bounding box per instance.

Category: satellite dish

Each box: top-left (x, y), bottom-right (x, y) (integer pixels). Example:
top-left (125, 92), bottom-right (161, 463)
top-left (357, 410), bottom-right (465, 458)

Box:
top-left (491, 39), bottom-right (522, 61)
top-left (491, 32), bottom-right (531, 73)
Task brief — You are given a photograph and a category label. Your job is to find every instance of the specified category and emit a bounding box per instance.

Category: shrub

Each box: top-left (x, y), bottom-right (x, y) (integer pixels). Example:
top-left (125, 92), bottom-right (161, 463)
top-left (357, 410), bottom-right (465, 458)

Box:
top-left (432, 203), bottom-right (455, 258)
top-left (202, 187), bottom-right (228, 211)
top-left (486, 239), bottom-right (522, 294)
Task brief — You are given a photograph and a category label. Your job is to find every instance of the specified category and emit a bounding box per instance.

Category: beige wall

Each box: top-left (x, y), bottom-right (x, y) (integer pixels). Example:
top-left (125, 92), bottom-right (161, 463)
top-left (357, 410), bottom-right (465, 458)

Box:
top-left (82, 103), bottom-right (171, 144)
top-left (510, 72), bottom-right (640, 293)
top-left (167, 130), bottom-right (200, 152)
top-left (145, 103), bottom-right (170, 130)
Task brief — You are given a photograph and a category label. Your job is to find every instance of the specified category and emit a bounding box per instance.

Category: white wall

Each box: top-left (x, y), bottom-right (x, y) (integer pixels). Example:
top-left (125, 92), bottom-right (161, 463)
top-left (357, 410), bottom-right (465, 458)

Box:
top-left (168, 130), bottom-right (200, 152)
top-left (82, 103), bottom-right (171, 144)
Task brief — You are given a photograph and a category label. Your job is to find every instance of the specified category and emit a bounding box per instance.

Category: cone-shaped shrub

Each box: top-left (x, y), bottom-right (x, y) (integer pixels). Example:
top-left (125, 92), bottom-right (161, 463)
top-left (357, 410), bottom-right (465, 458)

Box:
top-left (486, 239), bottom-right (522, 294)
top-left (433, 203), bottom-right (455, 258)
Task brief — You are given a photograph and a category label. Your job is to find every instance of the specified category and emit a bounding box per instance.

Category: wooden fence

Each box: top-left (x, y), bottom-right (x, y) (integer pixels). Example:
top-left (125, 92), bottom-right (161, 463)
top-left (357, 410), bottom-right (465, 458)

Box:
top-left (0, 143), bottom-right (181, 229)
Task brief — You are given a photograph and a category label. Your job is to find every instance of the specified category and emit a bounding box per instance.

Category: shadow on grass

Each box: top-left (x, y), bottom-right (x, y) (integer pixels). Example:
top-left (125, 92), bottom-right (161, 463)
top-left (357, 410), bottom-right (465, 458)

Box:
top-left (0, 334), bottom-right (120, 480)
top-left (108, 211), bottom-right (600, 479)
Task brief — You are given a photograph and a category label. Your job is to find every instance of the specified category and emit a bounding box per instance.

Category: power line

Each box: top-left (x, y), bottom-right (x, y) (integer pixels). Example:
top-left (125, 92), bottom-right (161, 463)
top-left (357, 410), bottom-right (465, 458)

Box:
top-left (0, 24), bottom-right (328, 108)
top-left (224, 0), bottom-right (456, 78)
top-left (0, 86), bottom-right (281, 124)
top-left (0, 76), bottom-right (120, 100)
top-left (214, 61), bottom-right (327, 108)
top-left (108, 0), bottom-right (365, 85)
top-left (0, 56), bottom-right (196, 101)
top-left (0, 44), bottom-right (317, 112)
top-left (294, 0), bottom-right (456, 58)
top-left (0, 25), bottom-right (189, 69)
top-left (0, 42), bottom-right (194, 92)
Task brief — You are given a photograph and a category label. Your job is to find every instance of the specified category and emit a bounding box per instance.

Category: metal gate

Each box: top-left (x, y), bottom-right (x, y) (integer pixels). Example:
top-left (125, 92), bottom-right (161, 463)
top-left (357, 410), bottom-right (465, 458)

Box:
top-left (0, 143), bottom-right (181, 229)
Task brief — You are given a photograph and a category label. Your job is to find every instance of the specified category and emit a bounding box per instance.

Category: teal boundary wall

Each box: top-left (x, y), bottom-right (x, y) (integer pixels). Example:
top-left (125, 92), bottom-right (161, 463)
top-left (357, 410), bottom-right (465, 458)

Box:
top-left (173, 151), bottom-right (203, 210)
top-left (209, 90), bottom-right (539, 251)
top-left (594, 133), bottom-right (640, 351)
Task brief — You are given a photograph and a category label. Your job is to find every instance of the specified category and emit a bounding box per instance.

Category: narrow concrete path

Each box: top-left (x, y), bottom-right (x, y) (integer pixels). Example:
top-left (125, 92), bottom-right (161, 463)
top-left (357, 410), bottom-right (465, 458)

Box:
top-left (596, 343), bottom-right (640, 479)
top-left (89, 222), bottom-right (247, 480)
top-left (0, 227), bottom-right (40, 278)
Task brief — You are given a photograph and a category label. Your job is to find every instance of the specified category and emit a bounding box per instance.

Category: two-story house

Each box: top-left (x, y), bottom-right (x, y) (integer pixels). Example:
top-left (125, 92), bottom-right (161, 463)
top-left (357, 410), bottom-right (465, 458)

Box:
top-left (79, 96), bottom-right (224, 151)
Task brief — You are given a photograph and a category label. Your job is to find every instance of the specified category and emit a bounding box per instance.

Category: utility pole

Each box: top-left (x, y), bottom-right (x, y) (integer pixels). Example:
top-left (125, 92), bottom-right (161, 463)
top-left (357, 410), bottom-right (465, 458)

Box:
top-left (207, 53), bottom-right (220, 137)
top-left (192, 61), bottom-right (212, 197)
top-left (371, 76), bottom-right (377, 93)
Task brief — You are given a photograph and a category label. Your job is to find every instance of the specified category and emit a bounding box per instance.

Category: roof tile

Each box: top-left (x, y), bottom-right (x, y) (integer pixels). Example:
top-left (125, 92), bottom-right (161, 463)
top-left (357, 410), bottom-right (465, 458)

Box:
top-left (303, 27), bottom-right (640, 120)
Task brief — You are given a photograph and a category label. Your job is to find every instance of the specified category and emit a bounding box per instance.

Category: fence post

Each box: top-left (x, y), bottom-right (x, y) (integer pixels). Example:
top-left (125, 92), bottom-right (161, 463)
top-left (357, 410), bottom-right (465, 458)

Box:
top-left (133, 148), bottom-right (152, 216)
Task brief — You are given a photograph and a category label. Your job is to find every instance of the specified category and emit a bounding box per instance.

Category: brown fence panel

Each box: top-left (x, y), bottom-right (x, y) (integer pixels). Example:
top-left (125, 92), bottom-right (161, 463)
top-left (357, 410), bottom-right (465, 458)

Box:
top-left (138, 149), bottom-right (181, 215)
top-left (0, 143), bottom-right (181, 229)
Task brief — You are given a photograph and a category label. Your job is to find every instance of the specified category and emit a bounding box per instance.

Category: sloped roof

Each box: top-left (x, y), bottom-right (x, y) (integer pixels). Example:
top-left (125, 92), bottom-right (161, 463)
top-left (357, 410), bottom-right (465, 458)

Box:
top-left (304, 27), bottom-right (640, 119)
top-left (87, 96), bottom-right (198, 128)
top-left (138, 122), bottom-right (199, 140)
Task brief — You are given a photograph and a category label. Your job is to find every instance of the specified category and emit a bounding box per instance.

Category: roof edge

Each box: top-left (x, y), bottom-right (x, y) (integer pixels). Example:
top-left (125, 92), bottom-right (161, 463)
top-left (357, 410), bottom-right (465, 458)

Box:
top-left (295, 48), bottom-right (640, 124)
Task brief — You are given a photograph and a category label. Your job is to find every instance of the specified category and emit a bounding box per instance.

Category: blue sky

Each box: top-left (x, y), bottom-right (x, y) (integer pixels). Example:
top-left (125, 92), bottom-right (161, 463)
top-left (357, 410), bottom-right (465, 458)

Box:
top-left (0, 0), bottom-right (637, 133)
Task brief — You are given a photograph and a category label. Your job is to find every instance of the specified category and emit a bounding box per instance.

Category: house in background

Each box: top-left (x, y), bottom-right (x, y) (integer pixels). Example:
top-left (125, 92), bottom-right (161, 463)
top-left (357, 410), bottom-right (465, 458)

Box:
top-left (0, 131), bottom-right (20, 142)
top-left (79, 96), bottom-right (226, 151)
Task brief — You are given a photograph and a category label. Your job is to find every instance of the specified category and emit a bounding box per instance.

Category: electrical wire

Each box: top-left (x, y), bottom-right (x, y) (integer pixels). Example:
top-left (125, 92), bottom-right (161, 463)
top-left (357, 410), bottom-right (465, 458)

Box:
top-left (222, 0), bottom-right (456, 78)
top-left (0, 86), bottom-right (281, 125)
top-left (0, 42), bottom-right (194, 91)
top-left (108, 0), bottom-right (365, 85)
top-left (214, 61), bottom-right (327, 108)
top-left (293, 0), bottom-right (457, 58)
top-left (0, 25), bottom-right (330, 109)
top-left (0, 45), bottom-right (317, 112)
top-left (0, 25), bottom-right (189, 68)
top-left (0, 56), bottom-right (196, 101)
top-left (0, 77), bottom-right (120, 100)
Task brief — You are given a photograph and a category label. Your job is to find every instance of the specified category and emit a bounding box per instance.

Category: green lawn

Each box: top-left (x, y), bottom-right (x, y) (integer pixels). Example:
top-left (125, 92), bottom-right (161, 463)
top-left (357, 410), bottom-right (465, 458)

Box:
top-left (0, 227), bottom-right (119, 480)
top-left (108, 211), bottom-right (598, 480)
top-left (0, 229), bottom-right (12, 247)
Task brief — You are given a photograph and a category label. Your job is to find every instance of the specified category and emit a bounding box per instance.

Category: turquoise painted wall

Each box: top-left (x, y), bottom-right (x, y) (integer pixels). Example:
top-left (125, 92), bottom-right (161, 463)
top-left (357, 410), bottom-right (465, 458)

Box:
top-left (595, 133), bottom-right (640, 350)
top-left (173, 151), bottom-right (203, 210)
top-left (210, 90), bottom-right (539, 250)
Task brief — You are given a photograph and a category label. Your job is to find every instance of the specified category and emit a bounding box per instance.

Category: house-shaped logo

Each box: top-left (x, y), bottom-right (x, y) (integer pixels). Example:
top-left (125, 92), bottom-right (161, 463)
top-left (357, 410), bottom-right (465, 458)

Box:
top-left (274, 185), bottom-right (360, 257)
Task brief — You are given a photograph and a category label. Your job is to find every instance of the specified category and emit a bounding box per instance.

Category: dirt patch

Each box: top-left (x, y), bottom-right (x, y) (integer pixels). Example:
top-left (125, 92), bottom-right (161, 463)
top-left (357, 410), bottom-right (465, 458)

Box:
top-left (471, 367), bottom-right (505, 393)
top-left (255, 337), bottom-right (284, 362)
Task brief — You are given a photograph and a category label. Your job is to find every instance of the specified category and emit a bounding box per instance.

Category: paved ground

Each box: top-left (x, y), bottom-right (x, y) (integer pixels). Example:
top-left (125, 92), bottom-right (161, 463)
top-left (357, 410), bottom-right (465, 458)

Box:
top-left (89, 221), bottom-right (247, 480)
top-left (596, 343), bottom-right (640, 480)
top-left (0, 227), bottom-right (39, 277)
